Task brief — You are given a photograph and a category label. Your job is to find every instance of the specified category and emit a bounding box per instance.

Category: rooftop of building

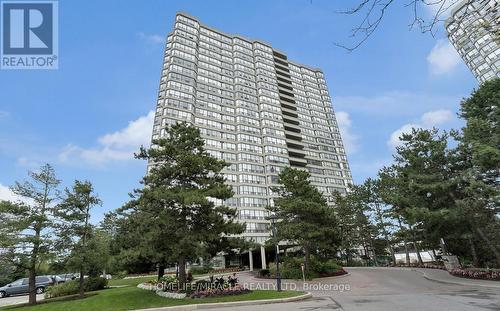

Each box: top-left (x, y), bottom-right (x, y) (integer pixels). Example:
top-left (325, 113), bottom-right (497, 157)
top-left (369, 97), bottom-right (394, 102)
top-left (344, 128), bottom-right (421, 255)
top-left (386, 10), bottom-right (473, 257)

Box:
top-left (173, 12), bottom-right (325, 74)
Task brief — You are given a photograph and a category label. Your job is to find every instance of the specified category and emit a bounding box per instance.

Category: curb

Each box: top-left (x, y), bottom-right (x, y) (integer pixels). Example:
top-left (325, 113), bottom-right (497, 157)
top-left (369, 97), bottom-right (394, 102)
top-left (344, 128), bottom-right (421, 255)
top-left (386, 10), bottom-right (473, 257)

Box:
top-left (413, 269), bottom-right (500, 289)
top-left (311, 272), bottom-right (351, 281)
top-left (134, 292), bottom-right (312, 311)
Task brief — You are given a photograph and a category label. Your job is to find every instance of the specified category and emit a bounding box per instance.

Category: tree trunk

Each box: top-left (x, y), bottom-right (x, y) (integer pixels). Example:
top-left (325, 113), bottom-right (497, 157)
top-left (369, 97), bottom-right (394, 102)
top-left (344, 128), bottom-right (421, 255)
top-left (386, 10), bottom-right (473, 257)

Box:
top-left (178, 258), bottom-right (186, 289)
top-left (28, 265), bottom-right (36, 305)
top-left (410, 226), bottom-right (423, 266)
top-left (79, 201), bottom-right (93, 298)
top-left (389, 245), bottom-right (396, 266)
top-left (467, 236), bottom-right (479, 267)
top-left (396, 217), bottom-right (410, 266)
top-left (369, 238), bottom-right (378, 266)
top-left (79, 270), bottom-right (85, 298)
top-left (303, 246), bottom-right (310, 275)
top-left (413, 241), bottom-right (423, 266)
top-left (157, 264), bottom-right (165, 281)
top-left (475, 227), bottom-right (500, 267)
top-left (375, 203), bottom-right (394, 265)
top-left (28, 227), bottom-right (41, 305)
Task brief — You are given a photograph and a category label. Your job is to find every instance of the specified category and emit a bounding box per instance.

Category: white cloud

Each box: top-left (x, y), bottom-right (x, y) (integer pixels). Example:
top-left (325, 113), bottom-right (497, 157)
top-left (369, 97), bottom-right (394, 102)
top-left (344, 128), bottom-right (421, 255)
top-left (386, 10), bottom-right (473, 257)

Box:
top-left (423, 0), bottom-right (461, 18)
top-left (388, 109), bottom-right (455, 148)
top-left (0, 184), bottom-right (19, 202)
top-left (59, 111), bottom-right (154, 166)
top-left (427, 39), bottom-right (462, 75)
top-left (138, 32), bottom-right (165, 45)
top-left (420, 109), bottom-right (454, 126)
top-left (336, 111), bottom-right (359, 154)
top-left (334, 91), bottom-right (462, 117)
top-left (0, 184), bottom-right (34, 205)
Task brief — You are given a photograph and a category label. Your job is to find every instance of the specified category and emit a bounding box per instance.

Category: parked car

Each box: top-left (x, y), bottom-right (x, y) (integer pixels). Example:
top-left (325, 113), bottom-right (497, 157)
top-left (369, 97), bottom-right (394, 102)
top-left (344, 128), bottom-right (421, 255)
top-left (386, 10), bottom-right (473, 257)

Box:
top-left (0, 276), bottom-right (55, 298)
top-left (56, 273), bottom-right (79, 283)
top-left (99, 274), bottom-right (112, 280)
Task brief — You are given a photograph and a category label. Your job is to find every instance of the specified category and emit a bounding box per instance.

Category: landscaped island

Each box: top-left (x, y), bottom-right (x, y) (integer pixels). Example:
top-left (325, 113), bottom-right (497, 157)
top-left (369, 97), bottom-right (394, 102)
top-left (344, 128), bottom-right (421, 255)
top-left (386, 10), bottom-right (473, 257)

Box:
top-left (0, 277), bottom-right (303, 311)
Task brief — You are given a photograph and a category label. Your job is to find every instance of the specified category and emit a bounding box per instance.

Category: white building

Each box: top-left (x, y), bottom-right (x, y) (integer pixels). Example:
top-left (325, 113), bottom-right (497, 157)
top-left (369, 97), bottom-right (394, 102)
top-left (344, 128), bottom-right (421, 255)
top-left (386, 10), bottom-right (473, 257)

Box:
top-left (151, 13), bottom-right (353, 266)
top-left (446, 0), bottom-right (500, 83)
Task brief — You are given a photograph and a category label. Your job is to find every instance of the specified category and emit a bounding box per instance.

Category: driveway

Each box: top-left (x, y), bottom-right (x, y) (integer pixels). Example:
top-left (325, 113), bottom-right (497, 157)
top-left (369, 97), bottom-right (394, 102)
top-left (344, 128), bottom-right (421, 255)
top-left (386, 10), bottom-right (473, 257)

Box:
top-left (232, 267), bottom-right (500, 311)
top-left (0, 294), bottom-right (44, 307)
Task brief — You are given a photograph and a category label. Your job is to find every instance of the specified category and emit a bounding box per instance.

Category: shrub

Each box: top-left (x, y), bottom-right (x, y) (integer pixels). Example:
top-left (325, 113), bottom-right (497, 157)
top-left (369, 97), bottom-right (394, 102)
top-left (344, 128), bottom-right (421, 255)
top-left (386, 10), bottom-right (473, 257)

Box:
top-left (280, 266), bottom-right (309, 279)
top-left (44, 277), bottom-right (108, 299)
top-left (84, 277), bottom-right (108, 291)
top-left (189, 286), bottom-right (251, 299)
top-left (160, 275), bottom-right (178, 284)
top-left (316, 259), bottom-right (341, 274)
top-left (189, 265), bottom-right (212, 275)
top-left (114, 271), bottom-right (128, 279)
top-left (258, 269), bottom-right (270, 277)
top-left (450, 269), bottom-right (500, 280)
top-left (208, 267), bottom-right (242, 274)
top-left (194, 279), bottom-right (212, 291)
top-left (45, 280), bottom-right (79, 298)
top-left (267, 256), bottom-right (344, 280)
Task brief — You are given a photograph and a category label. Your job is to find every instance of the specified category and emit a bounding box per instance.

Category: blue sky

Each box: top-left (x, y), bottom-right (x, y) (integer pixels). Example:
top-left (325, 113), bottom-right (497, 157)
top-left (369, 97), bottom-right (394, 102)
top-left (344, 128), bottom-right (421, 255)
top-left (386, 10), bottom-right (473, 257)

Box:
top-left (0, 0), bottom-right (477, 223)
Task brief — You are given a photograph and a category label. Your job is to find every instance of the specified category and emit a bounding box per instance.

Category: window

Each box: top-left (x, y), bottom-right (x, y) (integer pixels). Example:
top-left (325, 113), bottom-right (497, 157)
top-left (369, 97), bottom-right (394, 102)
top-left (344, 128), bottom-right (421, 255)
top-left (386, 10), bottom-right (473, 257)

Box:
top-left (237, 134), bottom-right (262, 144)
top-left (239, 209), bottom-right (268, 220)
top-left (238, 186), bottom-right (267, 195)
top-left (240, 174), bottom-right (266, 184)
top-left (264, 146), bottom-right (287, 155)
top-left (238, 163), bottom-right (265, 173)
top-left (240, 197), bottom-right (267, 207)
top-left (224, 174), bottom-right (238, 183)
top-left (238, 144), bottom-right (262, 154)
top-left (245, 222), bottom-right (269, 233)
top-left (238, 153), bottom-right (263, 163)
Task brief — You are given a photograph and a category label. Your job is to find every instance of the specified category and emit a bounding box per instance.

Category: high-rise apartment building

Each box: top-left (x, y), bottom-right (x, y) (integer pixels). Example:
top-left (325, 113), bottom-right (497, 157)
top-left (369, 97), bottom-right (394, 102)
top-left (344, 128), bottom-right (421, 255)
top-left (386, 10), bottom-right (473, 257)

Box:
top-left (151, 13), bottom-right (352, 246)
top-left (446, 0), bottom-right (500, 83)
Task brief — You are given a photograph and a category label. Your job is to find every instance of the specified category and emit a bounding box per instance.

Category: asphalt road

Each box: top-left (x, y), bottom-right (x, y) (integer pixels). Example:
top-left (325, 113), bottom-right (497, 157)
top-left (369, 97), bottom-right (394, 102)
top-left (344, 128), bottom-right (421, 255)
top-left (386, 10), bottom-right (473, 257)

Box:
top-left (234, 268), bottom-right (500, 311)
top-left (0, 294), bottom-right (44, 308)
top-left (1, 269), bottom-right (498, 310)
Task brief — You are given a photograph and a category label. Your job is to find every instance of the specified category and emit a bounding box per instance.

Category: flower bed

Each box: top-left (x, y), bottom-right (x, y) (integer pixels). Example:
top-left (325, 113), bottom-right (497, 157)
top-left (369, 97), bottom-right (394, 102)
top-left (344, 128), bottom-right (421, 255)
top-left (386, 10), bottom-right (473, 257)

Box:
top-left (190, 285), bottom-right (251, 299)
top-left (137, 283), bottom-right (157, 291)
top-left (421, 263), bottom-right (446, 270)
top-left (449, 268), bottom-right (500, 281)
top-left (208, 267), bottom-right (243, 274)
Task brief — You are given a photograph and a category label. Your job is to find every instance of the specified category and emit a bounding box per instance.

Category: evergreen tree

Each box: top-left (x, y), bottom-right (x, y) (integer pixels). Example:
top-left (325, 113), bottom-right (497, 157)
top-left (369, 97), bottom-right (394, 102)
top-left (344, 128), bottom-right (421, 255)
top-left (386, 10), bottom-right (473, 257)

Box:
top-left (269, 167), bottom-right (338, 273)
top-left (0, 164), bottom-right (60, 304)
top-left (454, 78), bottom-right (500, 266)
top-left (54, 180), bottom-right (101, 297)
top-left (127, 122), bottom-right (244, 286)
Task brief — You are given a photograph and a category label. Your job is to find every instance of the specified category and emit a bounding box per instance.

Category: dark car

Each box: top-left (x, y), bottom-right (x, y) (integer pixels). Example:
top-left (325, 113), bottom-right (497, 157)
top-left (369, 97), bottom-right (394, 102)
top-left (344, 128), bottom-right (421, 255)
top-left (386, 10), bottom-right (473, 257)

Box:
top-left (0, 276), bottom-right (55, 298)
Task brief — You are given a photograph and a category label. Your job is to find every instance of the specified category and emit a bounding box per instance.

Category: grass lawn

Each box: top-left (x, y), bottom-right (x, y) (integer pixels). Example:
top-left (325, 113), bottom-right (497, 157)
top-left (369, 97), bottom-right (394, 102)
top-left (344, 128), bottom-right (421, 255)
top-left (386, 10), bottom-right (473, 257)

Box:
top-left (0, 279), bottom-right (303, 311)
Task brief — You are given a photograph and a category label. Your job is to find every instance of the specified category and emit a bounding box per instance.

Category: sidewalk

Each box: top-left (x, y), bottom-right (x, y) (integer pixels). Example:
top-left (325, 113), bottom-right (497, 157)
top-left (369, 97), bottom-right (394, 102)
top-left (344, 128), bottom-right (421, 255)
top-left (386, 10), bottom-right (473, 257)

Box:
top-left (413, 268), bottom-right (500, 289)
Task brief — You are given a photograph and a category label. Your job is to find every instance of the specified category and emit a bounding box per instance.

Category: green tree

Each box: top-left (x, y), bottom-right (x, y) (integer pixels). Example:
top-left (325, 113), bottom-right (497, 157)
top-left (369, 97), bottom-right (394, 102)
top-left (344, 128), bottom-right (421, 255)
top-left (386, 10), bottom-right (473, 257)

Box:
top-left (0, 164), bottom-right (60, 304)
top-left (350, 180), bottom-right (395, 265)
top-left (54, 180), bottom-right (101, 297)
top-left (269, 167), bottom-right (338, 274)
top-left (454, 78), bottom-right (500, 266)
top-left (127, 122), bottom-right (244, 286)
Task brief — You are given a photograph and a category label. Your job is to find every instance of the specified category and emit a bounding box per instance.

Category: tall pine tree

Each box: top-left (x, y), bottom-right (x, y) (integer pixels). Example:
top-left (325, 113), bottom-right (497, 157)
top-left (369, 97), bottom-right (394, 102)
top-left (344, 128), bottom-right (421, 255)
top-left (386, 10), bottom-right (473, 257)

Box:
top-left (128, 122), bottom-right (244, 286)
top-left (0, 164), bottom-right (60, 304)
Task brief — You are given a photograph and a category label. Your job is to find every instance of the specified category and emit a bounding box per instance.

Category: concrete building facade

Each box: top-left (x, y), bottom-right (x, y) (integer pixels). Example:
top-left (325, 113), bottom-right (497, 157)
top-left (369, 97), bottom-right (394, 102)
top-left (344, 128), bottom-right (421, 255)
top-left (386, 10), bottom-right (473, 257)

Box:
top-left (446, 0), bottom-right (500, 83)
top-left (151, 13), bottom-right (353, 266)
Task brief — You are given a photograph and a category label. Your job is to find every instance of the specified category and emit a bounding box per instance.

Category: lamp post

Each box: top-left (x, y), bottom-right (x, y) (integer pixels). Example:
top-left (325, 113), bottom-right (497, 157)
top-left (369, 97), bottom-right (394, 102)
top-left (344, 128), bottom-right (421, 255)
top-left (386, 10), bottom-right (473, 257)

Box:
top-left (267, 214), bottom-right (281, 292)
